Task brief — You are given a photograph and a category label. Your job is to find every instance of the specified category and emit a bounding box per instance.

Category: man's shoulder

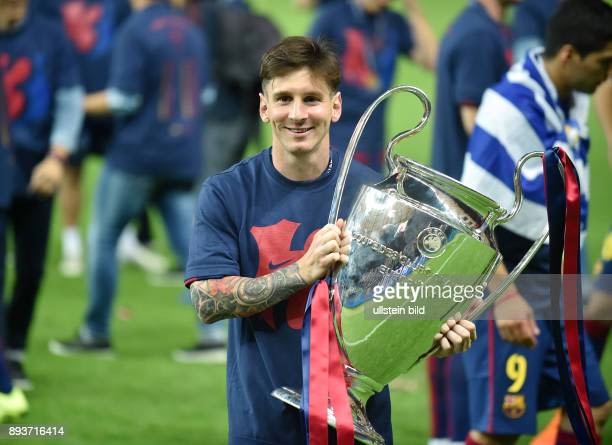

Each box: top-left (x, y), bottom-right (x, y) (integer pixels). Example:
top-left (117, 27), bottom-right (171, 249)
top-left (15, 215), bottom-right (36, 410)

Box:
top-left (346, 157), bottom-right (383, 185)
top-left (203, 149), bottom-right (267, 192)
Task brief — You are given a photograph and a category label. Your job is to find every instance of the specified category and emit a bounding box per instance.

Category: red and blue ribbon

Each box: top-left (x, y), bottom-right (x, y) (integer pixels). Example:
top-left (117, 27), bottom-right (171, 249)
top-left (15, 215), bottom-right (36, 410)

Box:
top-left (543, 148), bottom-right (599, 445)
top-left (301, 279), bottom-right (354, 445)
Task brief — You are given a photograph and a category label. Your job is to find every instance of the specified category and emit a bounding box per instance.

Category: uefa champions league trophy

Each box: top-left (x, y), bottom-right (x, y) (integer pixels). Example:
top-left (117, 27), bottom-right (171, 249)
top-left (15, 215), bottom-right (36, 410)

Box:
top-left (272, 86), bottom-right (549, 444)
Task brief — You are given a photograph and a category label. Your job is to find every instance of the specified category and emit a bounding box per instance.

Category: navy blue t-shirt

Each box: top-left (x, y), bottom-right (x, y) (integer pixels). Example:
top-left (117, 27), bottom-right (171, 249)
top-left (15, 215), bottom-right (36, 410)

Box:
top-left (106, 3), bottom-right (207, 180)
top-left (430, 2), bottom-right (511, 180)
top-left (512, 0), bottom-right (559, 48)
top-left (310, 2), bottom-right (413, 171)
top-left (37, 0), bottom-right (131, 94)
top-left (186, 148), bottom-right (392, 445)
top-left (0, 13), bottom-right (81, 194)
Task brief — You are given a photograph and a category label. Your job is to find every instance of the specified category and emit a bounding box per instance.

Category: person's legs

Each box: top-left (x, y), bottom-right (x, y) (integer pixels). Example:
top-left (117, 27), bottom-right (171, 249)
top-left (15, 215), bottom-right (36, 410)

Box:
top-left (6, 194), bottom-right (53, 352)
top-left (426, 357), bottom-right (451, 444)
top-left (82, 166), bottom-right (152, 340)
top-left (201, 116), bottom-right (252, 181)
top-left (59, 164), bottom-right (84, 277)
top-left (4, 193), bottom-right (53, 388)
top-left (0, 208), bottom-right (28, 420)
top-left (0, 208), bottom-right (11, 392)
top-left (156, 184), bottom-right (227, 363)
top-left (155, 184), bottom-right (194, 269)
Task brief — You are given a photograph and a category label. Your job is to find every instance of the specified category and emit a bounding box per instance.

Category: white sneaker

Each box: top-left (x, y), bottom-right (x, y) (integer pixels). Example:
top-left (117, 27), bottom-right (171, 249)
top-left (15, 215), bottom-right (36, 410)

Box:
top-left (59, 257), bottom-right (83, 277)
top-left (118, 226), bottom-right (169, 274)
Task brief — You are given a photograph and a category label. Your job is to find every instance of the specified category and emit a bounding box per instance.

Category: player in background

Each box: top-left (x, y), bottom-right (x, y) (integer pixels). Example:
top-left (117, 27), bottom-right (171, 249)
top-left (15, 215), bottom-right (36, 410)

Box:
top-left (511, 0), bottom-right (559, 63)
top-left (460, 2), bottom-right (612, 444)
top-left (0, 0), bottom-right (84, 389)
top-left (584, 78), bottom-right (612, 360)
top-left (0, 49), bottom-right (28, 422)
top-left (427, 2), bottom-right (517, 443)
top-left (38, 0), bottom-right (173, 278)
top-left (48, 0), bottom-right (208, 355)
top-left (308, 0), bottom-right (437, 172)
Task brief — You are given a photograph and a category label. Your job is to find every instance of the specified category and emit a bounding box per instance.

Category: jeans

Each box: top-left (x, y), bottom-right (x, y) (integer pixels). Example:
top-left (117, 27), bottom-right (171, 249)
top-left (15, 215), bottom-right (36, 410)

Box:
top-left (84, 165), bottom-right (195, 340)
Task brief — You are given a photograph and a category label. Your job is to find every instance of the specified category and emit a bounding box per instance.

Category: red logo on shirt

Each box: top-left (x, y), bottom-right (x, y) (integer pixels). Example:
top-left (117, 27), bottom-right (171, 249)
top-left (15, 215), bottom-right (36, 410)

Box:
top-left (61, 0), bottom-right (103, 53)
top-left (342, 29), bottom-right (379, 90)
top-left (0, 53), bottom-right (32, 119)
top-left (251, 219), bottom-right (317, 331)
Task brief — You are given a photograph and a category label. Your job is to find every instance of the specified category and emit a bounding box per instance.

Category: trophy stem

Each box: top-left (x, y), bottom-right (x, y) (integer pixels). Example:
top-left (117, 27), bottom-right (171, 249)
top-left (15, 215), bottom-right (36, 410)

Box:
top-left (345, 365), bottom-right (384, 408)
top-left (271, 369), bottom-right (387, 445)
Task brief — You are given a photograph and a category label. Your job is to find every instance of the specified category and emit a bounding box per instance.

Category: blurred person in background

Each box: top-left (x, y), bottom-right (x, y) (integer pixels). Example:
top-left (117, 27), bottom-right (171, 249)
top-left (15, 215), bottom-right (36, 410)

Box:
top-left (39, 0), bottom-right (171, 279)
top-left (460, 2), bottom-right (612, 444)
top-left (427, 2), bottom-right (517, 444)
top-left (583, 79), bottom-right (612, 360)
top-left (48, 0), bottom-right (208, 355)
top-left (511, 0), bottom-right (559, 63)
top-left (309, 0), bottom-right (437, 172)
top-left (0, 0), bottom-right (84, 389)
top-left (431, 0), bottom-right (516, 181)
top-left (171, 0), bottom-right (280, 363)
top-left (0, 52), bottom-right (28, 422)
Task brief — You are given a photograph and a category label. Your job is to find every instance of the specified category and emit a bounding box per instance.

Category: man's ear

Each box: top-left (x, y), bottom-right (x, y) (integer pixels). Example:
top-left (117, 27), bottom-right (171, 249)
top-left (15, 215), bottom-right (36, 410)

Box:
top-left (331, 91), bottom-right (342, 123)
top-left (559, 44), bottom-right (579, 64)
top-left (259, 92), bottom-right (269, 123)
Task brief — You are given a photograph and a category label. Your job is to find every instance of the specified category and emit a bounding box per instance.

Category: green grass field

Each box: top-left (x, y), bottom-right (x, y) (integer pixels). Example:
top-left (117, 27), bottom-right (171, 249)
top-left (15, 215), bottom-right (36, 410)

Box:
top-left (6, 1), bottom-right (611, 444)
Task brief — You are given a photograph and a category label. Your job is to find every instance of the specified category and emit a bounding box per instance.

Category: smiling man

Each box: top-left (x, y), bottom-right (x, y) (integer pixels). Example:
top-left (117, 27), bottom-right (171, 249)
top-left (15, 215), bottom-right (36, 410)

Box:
top-left (184, 36), bottom-right (476, 444)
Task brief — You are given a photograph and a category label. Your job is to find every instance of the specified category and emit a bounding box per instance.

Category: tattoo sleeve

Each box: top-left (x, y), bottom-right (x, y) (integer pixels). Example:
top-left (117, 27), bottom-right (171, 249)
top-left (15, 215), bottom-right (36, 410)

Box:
top-left (190, 263), bottom-right (308, 323)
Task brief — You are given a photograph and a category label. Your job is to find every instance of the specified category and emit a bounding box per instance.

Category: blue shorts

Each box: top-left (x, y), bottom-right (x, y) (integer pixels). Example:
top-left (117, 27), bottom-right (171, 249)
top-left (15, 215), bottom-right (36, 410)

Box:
top-left (463, 318), bottom-right (609, 435)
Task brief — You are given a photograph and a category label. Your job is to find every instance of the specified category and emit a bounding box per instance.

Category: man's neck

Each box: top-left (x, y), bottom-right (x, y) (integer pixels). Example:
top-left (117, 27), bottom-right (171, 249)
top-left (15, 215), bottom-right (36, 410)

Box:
top-left (477, 0), bottom-right (505, 23)
top-left (271, 146), bottom-right (331, 182)
top-left (543, 57), bottom-right (572, 102)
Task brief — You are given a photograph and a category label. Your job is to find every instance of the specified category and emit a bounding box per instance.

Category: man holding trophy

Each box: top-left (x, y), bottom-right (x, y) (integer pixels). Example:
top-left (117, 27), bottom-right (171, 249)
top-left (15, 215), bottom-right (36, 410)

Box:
top-left (185, 36), bottom-right (476, 445)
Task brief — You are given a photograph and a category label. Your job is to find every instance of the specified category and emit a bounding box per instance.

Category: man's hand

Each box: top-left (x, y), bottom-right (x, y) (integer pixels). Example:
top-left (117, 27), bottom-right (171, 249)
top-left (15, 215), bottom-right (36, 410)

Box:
top-left (433, 314), bottom-right (477, 357)
top-left (29, 155), bottom-right (65, 196)
top-left (296, 219), bottom-right (351, 284)
top-left (494, 291), bottom-right (540, 348)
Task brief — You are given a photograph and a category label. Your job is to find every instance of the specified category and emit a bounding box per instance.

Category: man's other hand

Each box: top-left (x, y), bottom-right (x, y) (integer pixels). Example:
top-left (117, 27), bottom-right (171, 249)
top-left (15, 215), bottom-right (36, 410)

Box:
top-left (433, 314), bottom-right (477, 357)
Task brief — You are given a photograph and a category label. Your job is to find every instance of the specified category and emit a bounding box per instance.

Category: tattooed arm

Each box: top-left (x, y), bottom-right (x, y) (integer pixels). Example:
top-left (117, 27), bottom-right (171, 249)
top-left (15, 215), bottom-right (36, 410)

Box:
top-left (191, 263), bottom-right (308, 323)
top-left (190, 219), bottom-right (352, 323)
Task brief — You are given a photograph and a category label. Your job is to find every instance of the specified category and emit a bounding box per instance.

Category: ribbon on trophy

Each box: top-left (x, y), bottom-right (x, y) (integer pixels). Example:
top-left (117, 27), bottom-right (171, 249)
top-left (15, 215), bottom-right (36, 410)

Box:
top-left (543, 147), bottom-right (599, 445)
top-left (301, 278), bottom-right (355, 445)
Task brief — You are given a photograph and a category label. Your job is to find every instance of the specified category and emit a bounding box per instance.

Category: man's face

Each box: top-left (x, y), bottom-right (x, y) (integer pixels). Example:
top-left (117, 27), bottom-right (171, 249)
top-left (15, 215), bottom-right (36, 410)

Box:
top-left (259, 68), bottom-right (341, 157)
top-left (0, 0), bottom-right (28, 31)
top-left (568, 42), bottom-right (612, 94)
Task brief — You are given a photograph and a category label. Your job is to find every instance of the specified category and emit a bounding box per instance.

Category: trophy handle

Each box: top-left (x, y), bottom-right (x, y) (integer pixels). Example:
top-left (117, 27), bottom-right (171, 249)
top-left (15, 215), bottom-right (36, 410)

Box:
top-left (327, 85), bottom-right (431, 226)
top-left (467, 150), bottom-right (550, 320)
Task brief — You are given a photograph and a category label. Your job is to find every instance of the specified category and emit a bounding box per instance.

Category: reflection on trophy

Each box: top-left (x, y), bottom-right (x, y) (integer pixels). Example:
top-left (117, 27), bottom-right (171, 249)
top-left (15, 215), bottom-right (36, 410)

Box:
top-left (272, 86), bottom-right (548, 444)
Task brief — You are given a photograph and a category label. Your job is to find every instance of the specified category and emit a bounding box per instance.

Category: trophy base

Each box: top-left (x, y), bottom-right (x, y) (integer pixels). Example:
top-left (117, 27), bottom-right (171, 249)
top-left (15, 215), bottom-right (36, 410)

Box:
top-left (271, 386), bottom-right (385, 445)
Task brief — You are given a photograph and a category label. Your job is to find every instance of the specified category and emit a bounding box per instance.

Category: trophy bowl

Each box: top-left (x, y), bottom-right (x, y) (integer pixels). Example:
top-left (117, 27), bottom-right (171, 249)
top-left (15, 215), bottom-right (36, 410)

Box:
top-left (272, 86), bottom-right (548, 445)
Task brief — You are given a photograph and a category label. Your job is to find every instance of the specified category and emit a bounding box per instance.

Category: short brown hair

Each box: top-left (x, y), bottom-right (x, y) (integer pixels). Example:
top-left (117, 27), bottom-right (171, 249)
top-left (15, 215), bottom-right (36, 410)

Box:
top-left (260, 36), bottom-right (341, 94)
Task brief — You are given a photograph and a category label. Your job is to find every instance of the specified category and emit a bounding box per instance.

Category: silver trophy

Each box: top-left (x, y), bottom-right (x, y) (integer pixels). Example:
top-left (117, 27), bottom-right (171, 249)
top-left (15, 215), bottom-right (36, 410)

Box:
top-left (272, 86), bottom-right (548, 444)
